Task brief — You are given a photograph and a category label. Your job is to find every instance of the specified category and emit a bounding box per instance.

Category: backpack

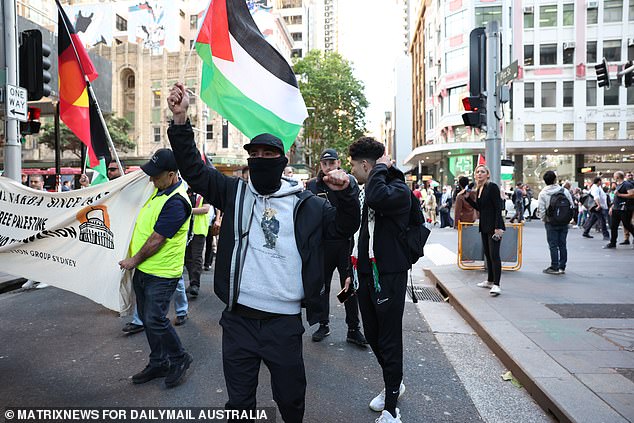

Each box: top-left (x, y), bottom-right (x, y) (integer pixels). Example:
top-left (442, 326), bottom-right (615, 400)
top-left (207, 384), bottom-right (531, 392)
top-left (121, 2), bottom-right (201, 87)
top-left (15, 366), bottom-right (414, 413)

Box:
top-left (546, 188), bottom-right (573, 225)
top-left (401, 191), bottom-right (432, 264)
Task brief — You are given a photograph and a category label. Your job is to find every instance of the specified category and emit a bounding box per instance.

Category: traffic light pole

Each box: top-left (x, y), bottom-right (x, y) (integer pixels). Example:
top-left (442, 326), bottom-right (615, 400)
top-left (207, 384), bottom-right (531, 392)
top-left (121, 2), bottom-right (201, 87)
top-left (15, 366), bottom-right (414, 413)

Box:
top-left (485, 21), bottom-right (501, 186)
top-left (3, 0), bottom-right (21, 181)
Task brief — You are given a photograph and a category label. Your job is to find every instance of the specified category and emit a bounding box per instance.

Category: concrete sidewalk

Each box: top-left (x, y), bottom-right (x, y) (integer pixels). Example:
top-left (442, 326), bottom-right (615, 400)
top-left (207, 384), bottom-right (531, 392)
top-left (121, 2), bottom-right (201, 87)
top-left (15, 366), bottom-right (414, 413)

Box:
top-left (423, 224), bottom-right (634, 423)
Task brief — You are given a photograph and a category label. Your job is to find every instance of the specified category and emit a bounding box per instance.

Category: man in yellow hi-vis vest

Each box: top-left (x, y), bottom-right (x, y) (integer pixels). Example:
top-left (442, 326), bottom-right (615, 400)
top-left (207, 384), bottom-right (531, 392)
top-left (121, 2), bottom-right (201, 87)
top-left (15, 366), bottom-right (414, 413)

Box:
top-left (119, 149), bottom-right (193, 389)
top-left (185, 189), bottom-right (210, 297)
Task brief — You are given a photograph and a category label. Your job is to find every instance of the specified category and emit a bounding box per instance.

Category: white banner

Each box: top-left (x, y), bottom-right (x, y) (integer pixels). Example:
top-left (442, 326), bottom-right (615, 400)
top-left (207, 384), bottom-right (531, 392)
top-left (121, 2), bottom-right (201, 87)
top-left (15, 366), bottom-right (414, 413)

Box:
top-left (0, 171), bottom-right (154, 313)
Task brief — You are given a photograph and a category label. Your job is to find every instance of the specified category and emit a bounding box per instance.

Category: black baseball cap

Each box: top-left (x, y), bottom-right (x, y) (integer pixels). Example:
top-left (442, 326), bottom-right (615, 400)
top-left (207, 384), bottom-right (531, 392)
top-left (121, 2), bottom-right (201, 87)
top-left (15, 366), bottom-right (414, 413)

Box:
top-left (320, 148), bottom-right (339, 161)
top-left (243, 133), bottom-right (284, 155)
top-left (141, 148), bottom-right (178, 177)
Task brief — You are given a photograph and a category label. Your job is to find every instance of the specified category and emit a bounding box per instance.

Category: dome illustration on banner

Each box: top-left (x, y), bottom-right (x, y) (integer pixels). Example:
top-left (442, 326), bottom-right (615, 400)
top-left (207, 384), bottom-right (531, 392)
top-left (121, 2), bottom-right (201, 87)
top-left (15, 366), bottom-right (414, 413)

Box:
top-left (77, 206), bottom-right (114, 249)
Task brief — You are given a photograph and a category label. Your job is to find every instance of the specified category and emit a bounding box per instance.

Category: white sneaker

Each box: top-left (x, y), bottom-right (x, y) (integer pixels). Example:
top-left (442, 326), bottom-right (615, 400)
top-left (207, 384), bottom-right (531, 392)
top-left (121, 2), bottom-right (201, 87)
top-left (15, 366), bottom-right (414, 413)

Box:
top-left (369, 383), bottom-right (406, 412)
top-left (375, 408), bottom-right (402, 423)
top-left (35, 283), bottom-right (49, 289)
top-left (489, 285), bottom-right (501, 296)
top-left (476, 281), bottom-right (493, 289)
top-left (21, 280), bottom-right (37, 289)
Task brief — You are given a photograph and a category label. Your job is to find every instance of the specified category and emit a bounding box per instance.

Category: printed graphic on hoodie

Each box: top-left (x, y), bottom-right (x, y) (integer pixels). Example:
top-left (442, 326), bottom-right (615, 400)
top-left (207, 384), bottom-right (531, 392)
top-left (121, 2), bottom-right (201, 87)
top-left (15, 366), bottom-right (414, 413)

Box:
top-left (261, 207), bottom-right (280, 249)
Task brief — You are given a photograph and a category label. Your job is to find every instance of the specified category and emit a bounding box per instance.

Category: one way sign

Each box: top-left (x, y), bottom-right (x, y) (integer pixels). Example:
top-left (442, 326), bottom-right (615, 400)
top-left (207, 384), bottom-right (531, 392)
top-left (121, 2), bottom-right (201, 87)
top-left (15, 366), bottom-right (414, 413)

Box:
top-left (5, 84), bottom-right (28, 122)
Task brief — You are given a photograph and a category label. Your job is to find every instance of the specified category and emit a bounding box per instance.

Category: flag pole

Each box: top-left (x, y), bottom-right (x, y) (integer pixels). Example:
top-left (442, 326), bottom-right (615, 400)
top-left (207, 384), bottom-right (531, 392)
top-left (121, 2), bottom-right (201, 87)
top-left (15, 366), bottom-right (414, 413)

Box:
top-left (54, 101), bottom-right (61, 191)
top-left (181, 1), bottom-right (211, 80)
top-left (55, 0), bottom-right (124, 176)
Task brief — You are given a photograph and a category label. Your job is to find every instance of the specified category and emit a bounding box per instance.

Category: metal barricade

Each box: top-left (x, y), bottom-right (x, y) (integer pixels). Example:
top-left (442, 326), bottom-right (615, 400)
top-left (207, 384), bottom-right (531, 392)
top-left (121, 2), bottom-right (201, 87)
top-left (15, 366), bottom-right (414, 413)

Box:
top-left (457, 222), bottom-right (523, 271)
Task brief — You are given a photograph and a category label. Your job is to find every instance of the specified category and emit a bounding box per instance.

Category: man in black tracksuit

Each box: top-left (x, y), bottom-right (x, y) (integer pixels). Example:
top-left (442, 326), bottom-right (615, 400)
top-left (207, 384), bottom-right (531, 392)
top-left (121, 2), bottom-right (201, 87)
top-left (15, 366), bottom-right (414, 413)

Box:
top-left (348, 137), bottom-right (411, 423)
top-left (166, 83), bottom-right (360, 423)
top-left (306, 148), bottom-right (367, 347)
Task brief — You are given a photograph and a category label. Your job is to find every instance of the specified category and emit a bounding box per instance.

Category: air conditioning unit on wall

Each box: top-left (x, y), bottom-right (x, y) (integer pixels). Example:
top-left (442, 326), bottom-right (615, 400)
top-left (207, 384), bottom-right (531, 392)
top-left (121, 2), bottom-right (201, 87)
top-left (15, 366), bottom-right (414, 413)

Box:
top-left (587, 0), bottom-right (598, 9)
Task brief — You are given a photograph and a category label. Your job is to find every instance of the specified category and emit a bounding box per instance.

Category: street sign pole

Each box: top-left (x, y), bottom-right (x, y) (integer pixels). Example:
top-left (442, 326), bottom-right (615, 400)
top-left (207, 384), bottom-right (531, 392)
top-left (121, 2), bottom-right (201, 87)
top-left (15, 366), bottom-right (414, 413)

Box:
top-left (485, 21), bottom-right (501, 186)
top-left (3, 0), bottom-right (21, 181)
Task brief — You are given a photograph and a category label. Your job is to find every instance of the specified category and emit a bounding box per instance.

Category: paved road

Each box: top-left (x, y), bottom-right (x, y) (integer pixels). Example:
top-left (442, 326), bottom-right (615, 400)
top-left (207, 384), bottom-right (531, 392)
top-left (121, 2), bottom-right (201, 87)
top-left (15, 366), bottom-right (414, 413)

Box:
top-left (0, 251), bottom-right (550, 422)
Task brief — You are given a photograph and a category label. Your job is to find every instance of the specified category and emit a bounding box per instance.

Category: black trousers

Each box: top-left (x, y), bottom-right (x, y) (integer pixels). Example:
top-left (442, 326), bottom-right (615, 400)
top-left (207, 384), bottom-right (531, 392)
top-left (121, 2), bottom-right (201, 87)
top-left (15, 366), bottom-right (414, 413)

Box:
top-left (204, 226), bottom-right (215, 268)
top-left (185, 234), bottom-right (205, 288)
top-left (481, 232), bottom-right (502, 285)
top-left (357, 272), bottom-right (407, 402)
top-left (316, 240), bottom-right (360, 329)
top-left (220, 310), bottom-right (306, 423)
top-left (610, 209), bottom-right (634, 245)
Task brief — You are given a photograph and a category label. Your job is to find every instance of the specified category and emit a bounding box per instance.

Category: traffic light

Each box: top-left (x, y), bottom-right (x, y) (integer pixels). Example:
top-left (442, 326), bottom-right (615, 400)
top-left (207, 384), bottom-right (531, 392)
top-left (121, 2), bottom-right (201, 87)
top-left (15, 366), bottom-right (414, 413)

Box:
top-left (462, 96), bottom-right (486, 129)
top-left (624, 61), bottom-right (633, 88)
top-left (468, 28), bottom-right (487, 97)
top-left (20, 107), bottom-right (42, 135)
top-left (594, 58), bottom-right (610, 89)
top-left (19, 30), bottom-right (52, 101)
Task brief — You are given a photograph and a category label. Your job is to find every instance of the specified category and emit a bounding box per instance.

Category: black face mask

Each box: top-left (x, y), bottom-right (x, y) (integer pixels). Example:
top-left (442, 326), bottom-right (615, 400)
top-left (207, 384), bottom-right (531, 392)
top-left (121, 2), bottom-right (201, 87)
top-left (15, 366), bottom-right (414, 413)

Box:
top-left (247, 156), bottom-right (288, 195)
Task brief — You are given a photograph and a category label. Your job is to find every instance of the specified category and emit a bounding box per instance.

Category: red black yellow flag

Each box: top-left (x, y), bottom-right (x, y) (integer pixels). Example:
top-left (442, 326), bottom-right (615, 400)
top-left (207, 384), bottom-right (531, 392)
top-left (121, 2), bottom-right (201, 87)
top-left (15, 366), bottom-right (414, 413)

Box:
top-left (57, 0), bottom-right (110, 167)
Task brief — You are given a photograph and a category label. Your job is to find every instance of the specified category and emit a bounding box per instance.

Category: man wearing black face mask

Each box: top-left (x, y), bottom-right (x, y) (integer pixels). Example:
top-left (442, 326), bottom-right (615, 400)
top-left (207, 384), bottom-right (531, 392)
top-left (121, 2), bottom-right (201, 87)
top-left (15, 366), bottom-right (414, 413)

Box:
top-left (166, 83), bottom-right (360, 422)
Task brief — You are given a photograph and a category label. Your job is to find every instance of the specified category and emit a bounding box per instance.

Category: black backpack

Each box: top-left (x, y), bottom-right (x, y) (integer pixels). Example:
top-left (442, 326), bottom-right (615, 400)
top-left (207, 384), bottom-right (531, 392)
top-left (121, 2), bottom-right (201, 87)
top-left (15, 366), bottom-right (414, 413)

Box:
top-left (546, 188), bottom-right (573, 225)
top-left (401, 191), bottom-right (431, 264)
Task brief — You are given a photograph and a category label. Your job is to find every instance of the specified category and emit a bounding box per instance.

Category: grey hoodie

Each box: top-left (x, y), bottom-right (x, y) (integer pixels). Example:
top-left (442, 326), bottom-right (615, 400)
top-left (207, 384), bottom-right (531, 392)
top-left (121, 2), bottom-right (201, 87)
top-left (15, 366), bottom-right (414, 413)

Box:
top-left (238, 178), bottom-right (305, 315)
top-left (538, 184), bottom-right (574, 222)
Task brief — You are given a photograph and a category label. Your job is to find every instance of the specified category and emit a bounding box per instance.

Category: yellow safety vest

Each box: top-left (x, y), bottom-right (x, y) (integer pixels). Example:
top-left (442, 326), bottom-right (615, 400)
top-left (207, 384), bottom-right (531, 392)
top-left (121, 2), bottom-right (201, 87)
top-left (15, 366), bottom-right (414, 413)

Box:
top-left (130, 181), bottom-right (191, 278)
top-left (192, 194), bottom-right (210, 236)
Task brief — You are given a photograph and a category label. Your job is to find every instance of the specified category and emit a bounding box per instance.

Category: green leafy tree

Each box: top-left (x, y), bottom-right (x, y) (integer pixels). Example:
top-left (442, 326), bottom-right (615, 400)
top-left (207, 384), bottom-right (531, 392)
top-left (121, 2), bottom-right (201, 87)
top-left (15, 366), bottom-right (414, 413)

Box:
top-left (293, 50), bottom-right (368, 172)
top-left (38, 114), bottom-right (136, 159)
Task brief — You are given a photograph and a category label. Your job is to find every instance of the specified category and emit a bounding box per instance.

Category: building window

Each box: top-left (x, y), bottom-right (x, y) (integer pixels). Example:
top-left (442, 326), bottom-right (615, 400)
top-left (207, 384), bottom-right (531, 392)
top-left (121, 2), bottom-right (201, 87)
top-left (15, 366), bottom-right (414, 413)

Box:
top-left (542, 124), bottom-right (556, 140)
top-left (542, 82), bottom-right (556, 107)
top-left (524, 45), bottom-right (534, 66)
top-left (190, 40), bottom-right (195, 49)
top-left (291, 32), bottom-right (302, 41)
top-left (206, 124), bottom-right (213, 140)
top-left (604, 123), bottom-right (619, 139)
top-left (283, 15), bottom-right (302, 25)
top-left (525, 82), bottom-right (534, 108)
top-left (563, 123), bottom-right (574, 140)
top-left (563, 44), bottom-right (574, 64)
top-left (562, 4), bottom-right (574, 25)
top-left (475, 6), bottom-right (502, 27)
top-left (586, 123), bottom-right (597, 140)
top-left (604, 0), bottom-right (622, 22)
top-left (539, 5), bottom-right (557, 27)
top-left (630, 1), bottom-right (634, 21)
top-left (291, 48), bottom-right (302, 58)
top-left (190, 15), bottom-right (198, 30)
top-left (628, 84), bottom-right (634, 104)
top-left (540, 44), bottom-right (557, 65)
top-left (116, 14), bottom-right (127, 31)
top-left (525, 124), bottom-right (535, 141)
top-left (587, 41), bottom-right (597, 63)
top-left (153, 91), bottom-right (161, 108)
top-left (563, 81), bottom-right (574, 107)
top-left (446, 11), bottom-right (466, 37)
top-left (280, 0), bottom-right (303, 8)
top-left (627, 122), bottom-right (634, 139)
top-left (603, 40), bottom-right (621, 61)
top-left (179, 36), bottom-right (185, 45)
top-left (153, 127), bottom-right (161, 143)
top-left (586, 81), bottom-right (597, 106)
top-left (588, 7), bottom-right (598, 24)
top-left (445, 48), bottom-right (467, 74)
top-left (604, 81), bottom-right (619, 105)
top-left (127, 75), bottom-right (135, 89)
top-left (524, 8), bottom-right (534, 28)
top-left (448, 85), bottom-right (467, 114)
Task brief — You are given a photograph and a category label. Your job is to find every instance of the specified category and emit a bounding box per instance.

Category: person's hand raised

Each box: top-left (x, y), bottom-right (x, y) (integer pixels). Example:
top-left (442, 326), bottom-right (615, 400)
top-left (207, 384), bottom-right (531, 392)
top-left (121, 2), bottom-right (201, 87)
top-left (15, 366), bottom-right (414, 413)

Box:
top-left (322, 169), bottom-right (350, 191)
top-left (376, 154), bottom-right (392, 168)
top-left (168, 82), bottom-right (189, 124)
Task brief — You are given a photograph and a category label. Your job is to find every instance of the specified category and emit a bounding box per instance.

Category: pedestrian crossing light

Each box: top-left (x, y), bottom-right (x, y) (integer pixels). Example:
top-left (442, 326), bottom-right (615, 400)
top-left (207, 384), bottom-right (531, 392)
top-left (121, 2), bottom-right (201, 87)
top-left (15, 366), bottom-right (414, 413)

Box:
top-left (594, 58), bottom-right (610, 89)
top-left (20, 107), bottom-right (42, 136)
top-left (19, 30), bottom-right (52, 101)
top-left (462, 96), bottom-right (486, 129)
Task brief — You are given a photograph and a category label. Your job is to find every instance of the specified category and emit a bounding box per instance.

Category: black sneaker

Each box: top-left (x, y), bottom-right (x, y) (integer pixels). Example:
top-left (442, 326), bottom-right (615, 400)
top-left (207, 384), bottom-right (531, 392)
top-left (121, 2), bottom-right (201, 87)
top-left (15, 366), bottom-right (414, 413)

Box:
top-left (165, 353), bottom-right (193, 388)
top-left (543, 267), bottom-right (560, 275)
top-left (603, 243), bottom-right (616, 249)
top-left (132, 364), bottom-right (169, 384)
top-left (122, 323), bottom-right (145, 334)
top-left (174, 315), bottom-right (188, 326)
top-left (311, 324), bottom-right (330, 342)
top-left (582, 233), bottom-right (593, 238)
top-left (189, 285), bottom-right (199, 297)
top-left (203, 265), bottom-right (211, 271)
top-left (346, 329), bottom-right (368, 347)
top-left (619, 240), bottom-right (630, 245)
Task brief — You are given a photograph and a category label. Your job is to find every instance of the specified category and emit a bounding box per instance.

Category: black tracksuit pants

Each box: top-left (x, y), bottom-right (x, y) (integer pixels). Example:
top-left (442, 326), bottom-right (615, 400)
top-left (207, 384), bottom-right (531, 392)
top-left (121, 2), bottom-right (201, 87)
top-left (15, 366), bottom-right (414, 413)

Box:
top-left (316, 240), bottom-right (361, 329)
top-left (220, 310), bottom-right (306, 423)
top-left (185, 234), bottom-right (205, 288)
top-left (610, 209), bottom-right (634, 245)
top-left (357, 271), bottom-right (407, 410)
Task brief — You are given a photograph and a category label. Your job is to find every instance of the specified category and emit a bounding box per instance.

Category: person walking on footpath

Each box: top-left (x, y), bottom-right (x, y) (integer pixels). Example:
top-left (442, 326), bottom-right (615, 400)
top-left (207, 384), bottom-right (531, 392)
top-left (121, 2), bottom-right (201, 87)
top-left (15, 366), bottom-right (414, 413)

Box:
top-left (509, 182), bottom-right (524, 224)
top-left (166, 83), bottom-right (359, 422)
top-left (185, 189), bottom-right (210, 297)
top-left (466, 165), bottom-right (505, 296)
top-left (604, 171), bottom-right (634, 249)
top-left (306, 148), bottom-right (367, 347)
top-left (348, 137), bottom-right (411, 423)
top-left (119, 149), bottom-right (193, 388)
top-left (439, 186), bottom-right (454, 228)
top-left (453, 177), bottom-right (478, 229)
top-left (538, 170), bottom-right (574, 275)
top-left (582, 177), bottom-right (610, 240)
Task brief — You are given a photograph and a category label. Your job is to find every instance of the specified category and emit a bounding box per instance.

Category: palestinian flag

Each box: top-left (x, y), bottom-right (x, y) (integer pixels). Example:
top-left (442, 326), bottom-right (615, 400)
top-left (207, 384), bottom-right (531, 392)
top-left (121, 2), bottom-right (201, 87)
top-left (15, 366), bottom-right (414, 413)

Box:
top-left (195, 0), bottom-right (308, 152)
top-left (57, 0), bottom-right (111, 168)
